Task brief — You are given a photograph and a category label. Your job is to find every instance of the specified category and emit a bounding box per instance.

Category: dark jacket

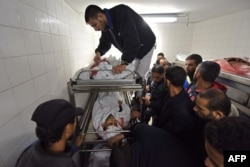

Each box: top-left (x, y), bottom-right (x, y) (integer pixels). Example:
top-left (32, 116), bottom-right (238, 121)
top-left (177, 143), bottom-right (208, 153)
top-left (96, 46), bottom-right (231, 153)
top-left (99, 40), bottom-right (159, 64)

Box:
top-left (15, 141), bottom-right (81, 167)
top-left (95, 4), bottom-right (156, 63)
top-left (149, 79), bottom-right (167, 111)
top-left (131, 123), bottom-right (199, 167)
top-left (154, 89), bottom-right (197, 140)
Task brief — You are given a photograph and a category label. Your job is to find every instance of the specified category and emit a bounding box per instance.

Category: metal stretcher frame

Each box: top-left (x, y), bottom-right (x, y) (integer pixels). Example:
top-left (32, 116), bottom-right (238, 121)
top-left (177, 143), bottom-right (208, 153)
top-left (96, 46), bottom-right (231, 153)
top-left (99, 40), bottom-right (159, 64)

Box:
top-left (216, 72), bottom-right (250, 115)
top-left (67, 69), bottom-right (143, 160)
top-left (69, 69), bottom-right (143, 95)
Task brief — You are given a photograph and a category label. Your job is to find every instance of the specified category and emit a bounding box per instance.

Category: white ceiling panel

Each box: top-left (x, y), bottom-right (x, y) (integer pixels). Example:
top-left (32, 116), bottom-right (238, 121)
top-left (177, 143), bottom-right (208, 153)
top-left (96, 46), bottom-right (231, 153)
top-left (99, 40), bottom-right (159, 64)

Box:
top-left (65, 0), bottom-right (250, 23)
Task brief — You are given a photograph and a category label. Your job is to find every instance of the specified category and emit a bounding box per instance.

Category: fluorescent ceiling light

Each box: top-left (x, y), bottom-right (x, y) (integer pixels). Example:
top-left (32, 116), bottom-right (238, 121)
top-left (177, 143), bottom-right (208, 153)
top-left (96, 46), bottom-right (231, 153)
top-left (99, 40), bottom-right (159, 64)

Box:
top-left (141, 13), bottom-right (178, 23)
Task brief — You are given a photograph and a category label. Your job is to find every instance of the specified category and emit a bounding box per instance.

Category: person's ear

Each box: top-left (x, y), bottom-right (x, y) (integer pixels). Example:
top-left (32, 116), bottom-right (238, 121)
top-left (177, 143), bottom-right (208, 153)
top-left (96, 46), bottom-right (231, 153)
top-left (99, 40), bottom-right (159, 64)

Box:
top-left (196, 71), bottom-right (201, 78)
top-left (212, 111), bottom-right (225, 120)
top-left (165, 79), bottom-right (170, 86)
top-left (97, 13), bottom-right (105, 20)
top-left (64, 123), bottom-right (74, 136)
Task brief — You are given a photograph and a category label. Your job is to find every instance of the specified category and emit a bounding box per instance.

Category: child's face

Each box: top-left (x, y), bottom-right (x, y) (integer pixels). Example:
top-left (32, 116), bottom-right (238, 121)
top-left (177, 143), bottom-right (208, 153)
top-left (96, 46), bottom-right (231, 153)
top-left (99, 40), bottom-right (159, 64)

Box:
top-left (103, 115), bottom-right (117, 130)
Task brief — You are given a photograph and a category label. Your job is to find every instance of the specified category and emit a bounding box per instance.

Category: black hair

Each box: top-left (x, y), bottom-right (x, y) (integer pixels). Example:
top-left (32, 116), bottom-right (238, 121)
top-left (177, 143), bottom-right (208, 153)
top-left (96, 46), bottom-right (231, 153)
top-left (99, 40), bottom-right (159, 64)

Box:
top-left (205, 117), bottom-right (250, 153)
top-left (198, 89), bottom-right (231, 116)
top-left (185, 54), bottom-right (202, 65)
top-left (157, 52), bottom-right (164, 57)
top-left (36, 117), bottom-right (75, 148)
top-left (151, 65), bottom-right (165, 74)
top-left (85, 5), bottom-right (104, 23)
top-left (198, 61), bottom-right (220, 83)
top-left (165, 66), bottom-right (186, 87)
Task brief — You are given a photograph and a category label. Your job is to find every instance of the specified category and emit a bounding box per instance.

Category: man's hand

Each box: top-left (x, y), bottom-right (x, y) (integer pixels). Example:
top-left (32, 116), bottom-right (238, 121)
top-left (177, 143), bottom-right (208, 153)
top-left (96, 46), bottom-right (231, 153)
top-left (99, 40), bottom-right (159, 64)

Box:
top-left (142, 95), bottom-right (151, 106)
top-left (74, 133), bottom-right (84, 147)
top-left (108, 133), bottom-right (124, 147)
top-left (112, 64), bottom-right (126, 74)
top-left (145, 85), bottom-right (151, 92)
top-left (94, 51), bottom-right (101, 65)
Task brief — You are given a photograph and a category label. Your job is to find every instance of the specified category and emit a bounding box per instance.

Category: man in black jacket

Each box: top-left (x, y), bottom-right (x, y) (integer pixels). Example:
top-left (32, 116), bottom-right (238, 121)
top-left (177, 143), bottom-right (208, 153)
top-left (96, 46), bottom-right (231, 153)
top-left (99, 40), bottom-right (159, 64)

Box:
top-left (15, 99), bottom-right (84, 167)
top-left (85, 4), bottom-right (156, 79)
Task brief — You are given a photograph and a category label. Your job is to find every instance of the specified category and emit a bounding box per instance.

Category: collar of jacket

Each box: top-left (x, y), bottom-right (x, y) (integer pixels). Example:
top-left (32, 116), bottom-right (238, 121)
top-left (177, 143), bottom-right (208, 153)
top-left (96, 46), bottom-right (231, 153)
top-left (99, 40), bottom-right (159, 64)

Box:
top-left (103, 9), bottom-right (113, 30)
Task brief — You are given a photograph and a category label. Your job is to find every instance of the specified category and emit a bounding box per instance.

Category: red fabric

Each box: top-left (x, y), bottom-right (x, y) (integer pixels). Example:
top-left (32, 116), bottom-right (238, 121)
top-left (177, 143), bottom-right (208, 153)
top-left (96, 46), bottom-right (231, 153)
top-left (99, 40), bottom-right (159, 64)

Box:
top-left (210, 81), bottom-right (227, 92)
top-left (213, 57), bottom-right (250, 77)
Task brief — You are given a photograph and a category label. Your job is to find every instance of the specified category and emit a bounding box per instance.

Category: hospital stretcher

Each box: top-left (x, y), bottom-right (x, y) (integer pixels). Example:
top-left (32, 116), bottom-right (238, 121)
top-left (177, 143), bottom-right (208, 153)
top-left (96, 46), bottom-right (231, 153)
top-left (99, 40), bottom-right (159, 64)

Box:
top-left (67, 68), bottom-right (143, 166)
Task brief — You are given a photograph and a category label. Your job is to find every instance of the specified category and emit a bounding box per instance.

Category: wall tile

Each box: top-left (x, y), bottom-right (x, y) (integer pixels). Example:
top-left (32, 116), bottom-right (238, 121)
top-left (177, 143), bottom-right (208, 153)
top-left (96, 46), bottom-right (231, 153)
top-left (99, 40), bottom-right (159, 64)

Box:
top-left (37, 11), bottom-right (50, 33)
top-left (60, 36), bottom-right (68, 51)
top-left (46, 0), bottom-right (56, 17)
top-left (28, 54), bottom-right (46, 77)
top-left (62, 51), bottom-right (70, 66)
top-left (20, 102), bottom-right (38, 135)
top-left (0, 156), bottom-right (6, 167)
top-left (34, 0), bottom-right (47, 13)
top-left (20, 0), bottom-right (35, 7)
top-left (48, 16), bottom-right (59, 35)
top-left (0, 116), bottom-right (26, 159)
top-left (33, 74), bottom-right (50, 99)
top-left (54, 52), bottom-right (63, 68)
top-left (43, 53), bottom-right (56, 72)
top-left (40, 33), bottom-right (53, 53)
top-left (0, 90), bottom-right (19, 127)
top-left (17, 2), bottom-right (39, 31)
top-left (47, 70), bottom-right (60, 97)
top-left (22, 30), bottom-right (42, 55)
top-left (4, 56), bottom-right (32, 87)
top-left (12, 80), bottom-right (37, 111)
top-left (0, 26), bottom-right (26, 58)
top-left (0, 0), bottom-right (21, 27)
top-left (51, 34), bottom-right (61, 51)
top-left (0, 60), bottom-right (10, 92)
top-left (55, 0), bottom-right (63, 19)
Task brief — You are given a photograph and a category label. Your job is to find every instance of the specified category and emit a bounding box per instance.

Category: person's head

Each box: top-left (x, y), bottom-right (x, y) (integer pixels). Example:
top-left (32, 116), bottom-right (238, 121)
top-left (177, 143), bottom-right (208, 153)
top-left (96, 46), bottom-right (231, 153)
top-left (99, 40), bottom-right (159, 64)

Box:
top-left (85, 5), bottom-right (107, 31)
top-left (193, 61), bottom-right (220, 83)
top-left (151, 65), bottom-right (165, 83)
top-left (32, 99), bottom-right (82, 148)
top-left (158, 57), bottom-right (170, 70)
top-left (165, 66), bottom-right (186, 88)
top-left (193, 89), bottom-right (231, 120)
top-left (185, 54), bottom-right (202, 78)
top-left (157, 52), bottom-right (164, 60)
top-left (204, 117), bottom-right (250, 167)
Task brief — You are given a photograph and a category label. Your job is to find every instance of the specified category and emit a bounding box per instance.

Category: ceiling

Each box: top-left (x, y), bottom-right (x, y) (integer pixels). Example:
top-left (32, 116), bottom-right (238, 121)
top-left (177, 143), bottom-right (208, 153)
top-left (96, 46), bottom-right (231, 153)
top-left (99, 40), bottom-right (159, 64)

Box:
top-left (65, 0), bottom-right (250, 23)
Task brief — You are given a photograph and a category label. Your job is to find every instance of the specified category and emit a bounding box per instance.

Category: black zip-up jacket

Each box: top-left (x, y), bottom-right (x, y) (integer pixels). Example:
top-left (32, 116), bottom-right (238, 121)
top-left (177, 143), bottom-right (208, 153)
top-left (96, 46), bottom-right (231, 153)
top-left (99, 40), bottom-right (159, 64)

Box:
top-left (95, 4), bottom-right (156, 63)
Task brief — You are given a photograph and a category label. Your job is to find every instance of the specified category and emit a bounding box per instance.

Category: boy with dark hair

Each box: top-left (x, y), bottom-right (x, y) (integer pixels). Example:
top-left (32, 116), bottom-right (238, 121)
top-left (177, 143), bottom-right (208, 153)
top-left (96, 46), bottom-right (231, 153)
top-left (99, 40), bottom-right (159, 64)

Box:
top-left (16, 99), bottom-right (84, 167)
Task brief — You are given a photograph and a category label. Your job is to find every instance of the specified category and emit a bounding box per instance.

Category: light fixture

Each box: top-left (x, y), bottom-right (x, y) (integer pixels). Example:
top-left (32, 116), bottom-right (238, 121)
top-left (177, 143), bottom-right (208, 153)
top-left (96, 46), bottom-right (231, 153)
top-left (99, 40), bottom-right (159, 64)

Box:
top-left (141, 13), bottom-right (188, 23)
top-left (141, 13), bottom-right (178, 23)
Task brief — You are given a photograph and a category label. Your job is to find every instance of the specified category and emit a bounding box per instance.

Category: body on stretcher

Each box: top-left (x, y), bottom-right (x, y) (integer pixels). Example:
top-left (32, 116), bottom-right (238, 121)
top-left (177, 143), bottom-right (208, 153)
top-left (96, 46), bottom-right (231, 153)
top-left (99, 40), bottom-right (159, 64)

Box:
top-left (88, 91), bottom-right (131, 167)
top-left (71, 58), bottom-right (136, 81)
top-left (67, 57), bottom-right (144, 167)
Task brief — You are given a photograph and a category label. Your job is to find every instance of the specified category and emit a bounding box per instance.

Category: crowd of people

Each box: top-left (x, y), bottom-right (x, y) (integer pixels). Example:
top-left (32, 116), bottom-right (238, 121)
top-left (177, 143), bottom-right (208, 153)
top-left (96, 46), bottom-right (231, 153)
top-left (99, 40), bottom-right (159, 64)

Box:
top-left (15, 3), bottom-right (250, 167)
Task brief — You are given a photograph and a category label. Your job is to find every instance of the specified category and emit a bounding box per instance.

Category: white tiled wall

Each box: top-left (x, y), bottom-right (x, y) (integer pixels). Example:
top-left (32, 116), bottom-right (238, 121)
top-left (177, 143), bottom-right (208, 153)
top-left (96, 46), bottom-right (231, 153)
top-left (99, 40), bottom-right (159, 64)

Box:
top-left (149, 23), bottom-right (194, 64)
top-left (191, 9), bottom-right (250, 60)
top-left (0, 0), bottom-right (94, 166)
